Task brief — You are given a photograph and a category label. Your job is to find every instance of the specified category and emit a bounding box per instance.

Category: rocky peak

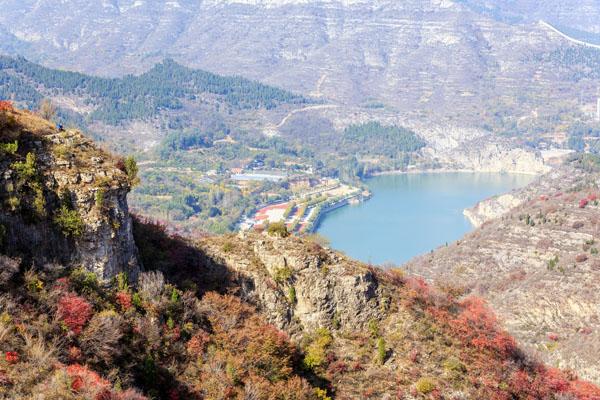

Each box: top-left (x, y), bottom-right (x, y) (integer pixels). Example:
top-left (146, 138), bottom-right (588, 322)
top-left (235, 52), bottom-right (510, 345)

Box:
top-left (0, 106), bottom-right (140, 280)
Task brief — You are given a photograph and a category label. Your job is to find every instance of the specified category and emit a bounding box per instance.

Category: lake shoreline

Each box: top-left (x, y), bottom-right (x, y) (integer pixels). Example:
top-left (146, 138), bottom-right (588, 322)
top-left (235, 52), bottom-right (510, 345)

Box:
top-left (315, 172), bottom-right (537, 265)
top-left (368, 167), bottom-right (541, 177)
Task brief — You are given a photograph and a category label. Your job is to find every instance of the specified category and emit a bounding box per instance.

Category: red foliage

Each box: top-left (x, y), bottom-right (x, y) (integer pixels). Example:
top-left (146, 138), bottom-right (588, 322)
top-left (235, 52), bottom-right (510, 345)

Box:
top-left (57, 293), bottom-right (93, 335)
top-left (327, 361), bottom-right (348, 375)
top-left (0, 101), bottom-right (13, 111)
top-left (588, 193), bottom-right (598, 202)
top-left (580, 198), bottom-right (589, 208)
top-left (115, 291), bottom-right (132, 311)
top-left (66, 364), bottom-right (109, 392)
top-left (187, 330), bottom-right (210, 357)
top-left (547, 333), bottom-right (560, 341)
top-left (449, 297), bottom-right (516, 356)
top-left (5, 351), bottom-right (18, 364)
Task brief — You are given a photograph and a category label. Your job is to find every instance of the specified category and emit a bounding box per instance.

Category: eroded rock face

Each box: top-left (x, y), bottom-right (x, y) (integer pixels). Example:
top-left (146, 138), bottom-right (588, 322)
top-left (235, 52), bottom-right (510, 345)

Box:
top-left (0, 109), bottom-right (140, 281)
top-left (200, 232), bottom-right (384, 335)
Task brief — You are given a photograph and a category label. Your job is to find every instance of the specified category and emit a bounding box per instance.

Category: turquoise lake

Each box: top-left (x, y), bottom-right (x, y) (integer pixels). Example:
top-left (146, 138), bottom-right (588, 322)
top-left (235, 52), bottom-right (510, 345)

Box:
top-left (316, 173), bottom-right (535, 266)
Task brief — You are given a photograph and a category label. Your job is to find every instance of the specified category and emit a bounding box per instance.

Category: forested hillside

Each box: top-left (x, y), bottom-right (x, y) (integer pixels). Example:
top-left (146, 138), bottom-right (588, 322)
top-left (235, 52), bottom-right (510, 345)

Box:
top-left (0, 56), bottom-right (309, 125)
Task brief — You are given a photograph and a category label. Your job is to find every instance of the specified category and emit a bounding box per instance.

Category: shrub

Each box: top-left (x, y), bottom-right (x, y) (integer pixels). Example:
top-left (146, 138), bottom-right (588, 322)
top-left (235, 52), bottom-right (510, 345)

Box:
top-left (57, 293), bottom-right (92, 335)
top-left (124, 156), bottom-right (140, 186)
top-left (5, 351), bottom-right (18, 364)
top-left (95, 189), bottom-right (105, 209)
top-left (368, 318), bottom-right (379, 338)
top-left (377, 337), bottom-right (386, 365)
top-left (0, 141), bottom-right (18, 155)
top-left (274, 266), bottom-right (293, 284)
top-left (547, 255), bottom-right (559, 270)
top-left (267, 221), bottom-right (289, 238)
top-left (11, 152), bottom-right (37, 183)
top-left (288, 286), bottom-right (296, 304)
top-left (0, 100), bottom-right (13, 111)
top-left (54, 206), bottom-right (85, 237)
top-left (575, 254), bottom-right (588, 263)
top-left (303, 328), bottom-right (333, 370)
top-left (116, 291), bottom-right (133, 311)
top-left (415, 377), bottom-right (436, 394)
top-left (70, 267), bottom-right (99, 294)
top-left (80, 311), bottom-right (123, 364)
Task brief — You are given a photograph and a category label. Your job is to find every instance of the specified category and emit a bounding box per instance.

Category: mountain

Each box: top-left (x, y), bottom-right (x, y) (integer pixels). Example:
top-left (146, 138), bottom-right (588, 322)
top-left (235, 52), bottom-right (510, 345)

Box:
top-left (405, 154), bottom-right (600, 384)
top-left (2, 104), bottom-right (600, 398)
top-left (2, 0), bottom-right (600, 131)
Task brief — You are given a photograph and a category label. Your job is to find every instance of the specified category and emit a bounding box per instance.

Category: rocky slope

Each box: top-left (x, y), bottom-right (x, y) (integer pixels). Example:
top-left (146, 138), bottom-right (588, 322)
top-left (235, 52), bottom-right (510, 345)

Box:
top-left (405, 155), bottom-right (600, 384)
top-left (2, 107), bottom-right (599, 398)
top-left (0, 105), bottom-right (140, 280)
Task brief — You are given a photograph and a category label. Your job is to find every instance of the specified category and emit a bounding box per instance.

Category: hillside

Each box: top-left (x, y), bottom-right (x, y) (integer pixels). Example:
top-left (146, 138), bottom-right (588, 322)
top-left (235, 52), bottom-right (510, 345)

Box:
top-left (2, 0), bottom-right (600, 131)
top-left (405, 154), bottom-right (600, 385)
top-left (2, 107), bottom-right (600, 398)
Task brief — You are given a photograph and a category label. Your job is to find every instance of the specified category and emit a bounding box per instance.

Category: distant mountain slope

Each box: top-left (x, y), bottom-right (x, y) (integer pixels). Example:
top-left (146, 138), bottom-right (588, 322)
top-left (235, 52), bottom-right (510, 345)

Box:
top-left (1, 0), bottom-right (600, 127)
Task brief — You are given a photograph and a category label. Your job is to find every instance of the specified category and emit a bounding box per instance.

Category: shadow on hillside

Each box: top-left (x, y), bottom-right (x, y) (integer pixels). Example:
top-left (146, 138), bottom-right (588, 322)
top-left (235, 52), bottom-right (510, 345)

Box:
top-left (131, 216), bottom-right (332, 395)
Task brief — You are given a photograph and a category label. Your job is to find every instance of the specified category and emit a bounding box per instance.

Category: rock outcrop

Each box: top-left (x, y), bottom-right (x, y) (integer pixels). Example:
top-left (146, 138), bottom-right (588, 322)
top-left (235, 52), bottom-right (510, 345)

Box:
top-left (200, 232), bottom-right (385, 335)
top-left (0, 108), bottom-right (140, 280)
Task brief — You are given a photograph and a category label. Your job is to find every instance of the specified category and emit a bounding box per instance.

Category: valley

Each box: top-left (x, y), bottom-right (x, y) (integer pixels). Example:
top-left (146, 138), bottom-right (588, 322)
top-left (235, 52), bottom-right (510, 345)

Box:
top-left (2, 1), bottom-right (600, 398)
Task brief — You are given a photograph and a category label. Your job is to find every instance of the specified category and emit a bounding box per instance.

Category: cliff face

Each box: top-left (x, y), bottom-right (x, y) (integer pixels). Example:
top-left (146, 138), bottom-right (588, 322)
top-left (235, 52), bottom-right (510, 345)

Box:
top-left (200, 232), bottom-right (384, 335)
top-left (0, 107), bottom-right (140, 280)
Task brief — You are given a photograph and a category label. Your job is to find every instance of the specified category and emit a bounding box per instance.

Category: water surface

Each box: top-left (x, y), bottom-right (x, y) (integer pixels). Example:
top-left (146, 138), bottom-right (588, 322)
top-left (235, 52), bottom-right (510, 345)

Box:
top-left (316, 173), bottom-right (534, 266)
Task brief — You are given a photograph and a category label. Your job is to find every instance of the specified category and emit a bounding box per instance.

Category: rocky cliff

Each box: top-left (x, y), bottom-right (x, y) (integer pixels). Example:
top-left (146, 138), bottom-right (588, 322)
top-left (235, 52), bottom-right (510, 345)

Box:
top-left (0, 106), bottom-right (140, 280)
top-left (200, 232), bottom-right (384, 335)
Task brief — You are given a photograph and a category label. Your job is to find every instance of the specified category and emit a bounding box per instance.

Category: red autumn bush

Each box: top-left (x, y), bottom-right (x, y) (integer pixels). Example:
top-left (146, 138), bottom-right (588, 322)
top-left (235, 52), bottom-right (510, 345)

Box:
top-left (0, 101), bottom-right (13, 111)
top-left (449, 297), bottom-right (516, 356)
top-left (115, 291), bottom-right (133, 310)
top-left (187, 330), bottom-right (210, 357)
top-left (66, 364), bottom-right (110, 393)
top-left (5, 351), bottom-right (18, 364)
top-left (57, 293), bottom-right (93, 334)
top-left (579, 198), bottom-right (589, 208)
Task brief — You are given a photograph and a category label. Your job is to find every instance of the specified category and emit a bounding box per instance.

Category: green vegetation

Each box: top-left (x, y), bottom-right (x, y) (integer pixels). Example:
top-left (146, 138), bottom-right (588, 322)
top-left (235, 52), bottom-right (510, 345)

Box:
top-left (267, 221), bottom-right (290, 238)
top-left (288, 286), bottom-right (296, 304)
top-left (124, 156), bottom-right (140, 186)
top-left (415, 377), bottom-right (437, 394)
top-left (303, 328), bottom-right (333, 370)
top-left (0, 140), bottom-right (18, 155)
top-left (54, 206), bottom-right (85, 237)
top-left (0, 56), bottom-right (308, 125)
top-left (547, 255), bottom-right (559, 271)
top-left (274, 265), bottom-right (293, 284)
top-left (377, 337), bottom-right (386, 365)
top-left (342, 121), bottom-right (426, 156)
top-left (11, 152), bottom-right (37, 183)
top-left (95, 189), bottom-right (105, 209)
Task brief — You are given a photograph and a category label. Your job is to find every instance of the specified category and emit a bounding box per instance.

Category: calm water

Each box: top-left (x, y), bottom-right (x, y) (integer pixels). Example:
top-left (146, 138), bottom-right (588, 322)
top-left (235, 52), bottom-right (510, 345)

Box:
top-left (316, 173), bottom-right (535, 266)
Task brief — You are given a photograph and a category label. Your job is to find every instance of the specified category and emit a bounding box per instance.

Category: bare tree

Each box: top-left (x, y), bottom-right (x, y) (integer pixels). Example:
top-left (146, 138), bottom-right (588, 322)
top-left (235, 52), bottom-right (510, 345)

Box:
top-left (39, 99), bottom-right (56, 121)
